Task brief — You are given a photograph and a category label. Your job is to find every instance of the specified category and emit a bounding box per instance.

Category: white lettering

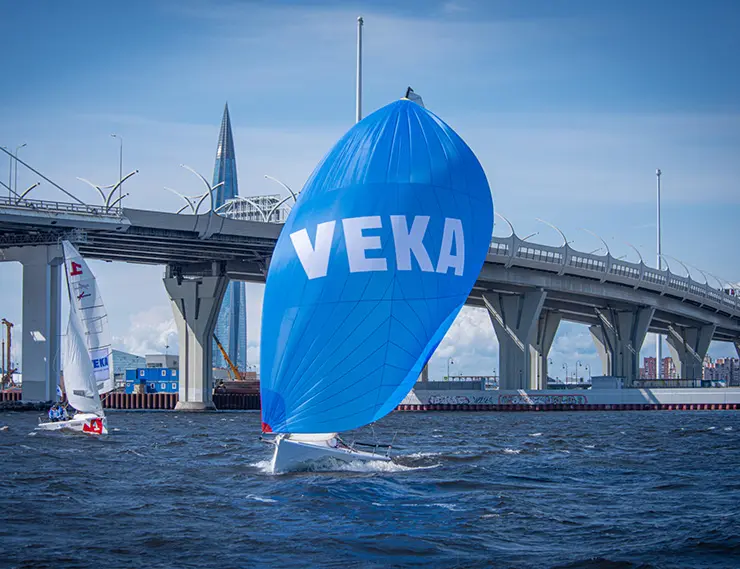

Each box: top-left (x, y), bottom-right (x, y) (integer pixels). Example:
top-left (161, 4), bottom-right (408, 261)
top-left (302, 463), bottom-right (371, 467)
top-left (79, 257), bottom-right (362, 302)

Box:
top-left (289, 221), bottom-right (336, 279)
top-left (390, 215), bottom-right (433, 272)
top-left (436, 217), bottom-right (465, 276)
top-left (342, 216), bottom-right (388, 273)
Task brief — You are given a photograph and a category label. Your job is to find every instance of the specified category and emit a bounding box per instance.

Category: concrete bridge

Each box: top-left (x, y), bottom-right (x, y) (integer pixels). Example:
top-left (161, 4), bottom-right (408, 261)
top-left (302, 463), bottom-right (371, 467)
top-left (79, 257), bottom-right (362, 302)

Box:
top-left (1, 196), bottom-right (738, 407)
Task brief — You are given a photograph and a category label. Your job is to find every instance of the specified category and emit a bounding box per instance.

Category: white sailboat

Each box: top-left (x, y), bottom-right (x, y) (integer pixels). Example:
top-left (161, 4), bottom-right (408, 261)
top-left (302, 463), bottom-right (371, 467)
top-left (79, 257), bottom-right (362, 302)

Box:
top-left (260, 95), bottom-right (493, 472)
top-left (36, 241), bottom-right (112, 435)
top-left (270, 433), bottom-right (391, 473)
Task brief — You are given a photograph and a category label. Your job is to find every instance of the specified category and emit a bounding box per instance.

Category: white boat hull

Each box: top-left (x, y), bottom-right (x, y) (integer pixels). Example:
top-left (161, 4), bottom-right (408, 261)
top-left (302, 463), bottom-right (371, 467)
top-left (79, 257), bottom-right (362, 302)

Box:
top-left (36, 413), bottom-right (108, 436)
top-left (271, 434), bottom-right (391, 473)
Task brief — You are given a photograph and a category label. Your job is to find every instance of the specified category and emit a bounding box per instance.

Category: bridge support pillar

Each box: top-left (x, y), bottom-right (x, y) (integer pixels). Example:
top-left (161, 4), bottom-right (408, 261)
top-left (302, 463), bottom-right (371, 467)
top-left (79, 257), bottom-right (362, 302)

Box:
top-left (589, 306), bottom-right (654, 387)
top-left (666, 324), bottom-right (715, 380)
top-left (164, 265), bottom-right (228, 411)
top-left (530, 310), bottom-right (561, 390)
top-left (3, 245), bottom-right (63, 402)
top-left (419, 363), bottom-right (429, 383)
top-left (483, 290), bottom-right (546, 390)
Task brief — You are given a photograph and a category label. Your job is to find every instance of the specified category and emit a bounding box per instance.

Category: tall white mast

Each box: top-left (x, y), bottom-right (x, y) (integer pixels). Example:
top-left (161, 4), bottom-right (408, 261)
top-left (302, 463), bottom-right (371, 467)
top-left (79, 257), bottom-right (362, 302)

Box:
top-left (356, 16), bottom-right (363, 124)
top-left (656, 168), bottom-right (662, 378)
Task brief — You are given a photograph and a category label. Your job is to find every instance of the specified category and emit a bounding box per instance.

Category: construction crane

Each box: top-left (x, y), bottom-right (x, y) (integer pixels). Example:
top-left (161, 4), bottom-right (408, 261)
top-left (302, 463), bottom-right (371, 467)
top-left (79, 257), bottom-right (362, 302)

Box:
top-left (1, 319), bottom-right (15, 390)
top-left (213, 334), bottom-right (241, 382)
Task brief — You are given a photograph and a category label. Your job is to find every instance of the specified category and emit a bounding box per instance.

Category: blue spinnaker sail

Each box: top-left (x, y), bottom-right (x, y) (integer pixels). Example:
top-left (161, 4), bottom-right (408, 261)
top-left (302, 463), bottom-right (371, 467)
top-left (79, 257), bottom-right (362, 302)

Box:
top-left (260, 98), bottom-right (494, 433)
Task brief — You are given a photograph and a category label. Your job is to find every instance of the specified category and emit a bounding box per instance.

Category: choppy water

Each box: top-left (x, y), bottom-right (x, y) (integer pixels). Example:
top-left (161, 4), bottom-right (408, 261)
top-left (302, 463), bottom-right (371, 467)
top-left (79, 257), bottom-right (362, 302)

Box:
top-left (1, 410), bottom-right (739, 568)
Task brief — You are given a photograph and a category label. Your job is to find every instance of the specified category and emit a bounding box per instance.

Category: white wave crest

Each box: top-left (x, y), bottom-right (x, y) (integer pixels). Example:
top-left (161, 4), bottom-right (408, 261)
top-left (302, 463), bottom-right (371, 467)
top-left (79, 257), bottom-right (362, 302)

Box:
top-left (246, 493), bottom-right (277, 503)
top-left (529, 432), bottom-right (543, 437)
top-left (249, 459), bottom-right (274, 473)
top-left (403, 451), bottom-right (443, 459)
top-left (503, 448), bottom-right (521, 454)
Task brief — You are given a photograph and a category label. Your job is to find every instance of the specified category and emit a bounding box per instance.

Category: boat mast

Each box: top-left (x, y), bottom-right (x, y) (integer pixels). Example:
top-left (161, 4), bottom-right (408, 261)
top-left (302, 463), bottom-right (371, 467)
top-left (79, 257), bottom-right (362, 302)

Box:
top-left (356, 16), bottom-right (363, 124)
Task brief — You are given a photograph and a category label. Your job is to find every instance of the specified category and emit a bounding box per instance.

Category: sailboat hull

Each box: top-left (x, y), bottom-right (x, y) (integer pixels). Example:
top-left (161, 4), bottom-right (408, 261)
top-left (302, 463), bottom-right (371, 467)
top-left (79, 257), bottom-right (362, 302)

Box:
top-left (36, 413), bottom-right (108, 436)
top-left (271, 434), bottom-right (390, 473)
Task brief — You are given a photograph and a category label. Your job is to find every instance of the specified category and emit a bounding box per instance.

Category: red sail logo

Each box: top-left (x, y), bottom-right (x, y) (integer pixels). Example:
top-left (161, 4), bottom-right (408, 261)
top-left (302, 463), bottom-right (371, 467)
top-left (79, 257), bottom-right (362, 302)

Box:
top-left (70, 262), bottom-right (83, 276)
top-left (83, 418), bottom-right (103, 434)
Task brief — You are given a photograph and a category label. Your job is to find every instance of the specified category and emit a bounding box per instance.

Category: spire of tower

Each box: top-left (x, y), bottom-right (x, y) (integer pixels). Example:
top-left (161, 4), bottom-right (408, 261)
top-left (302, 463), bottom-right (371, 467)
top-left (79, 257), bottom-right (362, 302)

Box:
top-left (215, 102), bottom-right (235, 162)
top-left (212, 102), bottom-right (239, 206)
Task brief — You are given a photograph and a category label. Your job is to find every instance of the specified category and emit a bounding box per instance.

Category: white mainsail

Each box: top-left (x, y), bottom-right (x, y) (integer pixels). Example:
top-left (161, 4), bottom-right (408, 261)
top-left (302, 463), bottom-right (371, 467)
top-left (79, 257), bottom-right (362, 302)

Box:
top-left (63, 308), bottom-right (103, 416)
top-left (62, 241), bottom-right (114, 395)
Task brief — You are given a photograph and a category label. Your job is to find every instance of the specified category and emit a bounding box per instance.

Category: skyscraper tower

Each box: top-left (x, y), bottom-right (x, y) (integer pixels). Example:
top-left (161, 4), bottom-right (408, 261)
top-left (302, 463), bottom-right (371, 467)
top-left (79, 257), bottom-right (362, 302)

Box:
top-left (212, 103), bottom-right (248, 372)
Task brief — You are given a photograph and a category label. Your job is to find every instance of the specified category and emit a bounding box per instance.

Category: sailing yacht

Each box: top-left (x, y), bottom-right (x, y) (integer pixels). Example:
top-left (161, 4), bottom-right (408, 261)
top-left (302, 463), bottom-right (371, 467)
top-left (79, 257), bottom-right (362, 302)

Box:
top-left (261, 96), bottom-right (494, 472)
top-left (36, 241), bottom-right (114, 435)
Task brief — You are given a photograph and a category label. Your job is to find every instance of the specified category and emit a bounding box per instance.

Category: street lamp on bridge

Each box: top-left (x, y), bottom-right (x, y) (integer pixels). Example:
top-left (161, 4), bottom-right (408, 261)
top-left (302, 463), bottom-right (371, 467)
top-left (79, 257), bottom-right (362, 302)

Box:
top-left (111, 134), bottom-right (123, 207)
top-left (447, 357), bottom-right (454, 380)
top-left (14, 143), bottom-right (26, 193)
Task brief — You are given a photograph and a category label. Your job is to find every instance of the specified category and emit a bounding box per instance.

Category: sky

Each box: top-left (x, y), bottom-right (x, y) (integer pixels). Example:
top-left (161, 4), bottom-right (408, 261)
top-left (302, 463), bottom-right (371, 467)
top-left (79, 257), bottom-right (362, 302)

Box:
top-left (1, 0), bottom-right (739, 380)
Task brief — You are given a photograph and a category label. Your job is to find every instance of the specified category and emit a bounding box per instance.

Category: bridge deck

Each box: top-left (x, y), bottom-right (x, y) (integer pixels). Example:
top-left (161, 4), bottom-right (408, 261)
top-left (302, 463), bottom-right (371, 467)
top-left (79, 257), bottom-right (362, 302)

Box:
top-left (1, 198), bottom-right (738, 342)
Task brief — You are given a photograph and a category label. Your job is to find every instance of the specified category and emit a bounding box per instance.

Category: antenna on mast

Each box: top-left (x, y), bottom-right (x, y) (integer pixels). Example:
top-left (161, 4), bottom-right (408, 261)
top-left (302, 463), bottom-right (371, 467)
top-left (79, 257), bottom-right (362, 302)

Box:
top-left (356, 16), bottom-right (363, 123)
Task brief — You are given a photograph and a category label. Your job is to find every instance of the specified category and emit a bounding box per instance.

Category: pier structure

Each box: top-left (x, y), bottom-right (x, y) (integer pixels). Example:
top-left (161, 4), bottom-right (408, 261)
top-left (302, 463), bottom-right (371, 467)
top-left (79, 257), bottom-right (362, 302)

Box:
top-left (2, 245), bottom-right (62, 402)
top-left (164, 265), bottom-right (228, 411)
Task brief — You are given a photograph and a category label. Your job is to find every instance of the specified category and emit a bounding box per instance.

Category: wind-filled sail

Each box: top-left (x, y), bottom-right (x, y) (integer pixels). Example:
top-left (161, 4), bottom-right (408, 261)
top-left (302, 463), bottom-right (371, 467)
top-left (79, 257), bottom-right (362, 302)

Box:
top-left (62, 241), bottom-right (114, 395)
top-left (63, 309), bottom-right (103, 415)
top-left (260, 98), bottom-right (494, 433)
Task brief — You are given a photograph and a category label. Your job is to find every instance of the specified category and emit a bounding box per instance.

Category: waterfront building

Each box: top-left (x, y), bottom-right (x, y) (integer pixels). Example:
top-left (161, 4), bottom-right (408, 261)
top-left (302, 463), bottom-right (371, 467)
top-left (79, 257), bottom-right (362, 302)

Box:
top-left (211, 104), bottom-right (248, 371)
top-left (112, 349), bottom-right (145, 388)
top-left (703, 357), bottom-right (740, 386)
top-left (642, 356), bottom-right (656, 379)
top-left (641, 356), bottom-right (677, 379)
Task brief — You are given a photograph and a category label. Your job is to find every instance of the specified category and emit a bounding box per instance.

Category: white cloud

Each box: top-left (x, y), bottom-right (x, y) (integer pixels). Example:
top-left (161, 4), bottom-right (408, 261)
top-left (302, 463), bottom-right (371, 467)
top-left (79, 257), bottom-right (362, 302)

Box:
top-left (113, 305), bottom-right (176, 357)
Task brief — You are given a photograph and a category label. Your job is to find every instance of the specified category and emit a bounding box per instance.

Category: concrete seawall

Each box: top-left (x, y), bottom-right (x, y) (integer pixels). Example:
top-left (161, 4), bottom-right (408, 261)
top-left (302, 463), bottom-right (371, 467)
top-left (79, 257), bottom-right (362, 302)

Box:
top-left (4, 389), bottom-right (739, 412)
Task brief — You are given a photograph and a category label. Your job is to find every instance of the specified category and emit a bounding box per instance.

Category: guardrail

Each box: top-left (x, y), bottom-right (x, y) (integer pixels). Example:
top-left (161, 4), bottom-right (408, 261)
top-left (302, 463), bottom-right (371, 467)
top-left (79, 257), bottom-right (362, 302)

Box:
top-left (0, 196), bottom-right (123, 218)
top-left (487, 234), bottom-right (740, 317)
top-left (2, 194), bottom-right (736, 318)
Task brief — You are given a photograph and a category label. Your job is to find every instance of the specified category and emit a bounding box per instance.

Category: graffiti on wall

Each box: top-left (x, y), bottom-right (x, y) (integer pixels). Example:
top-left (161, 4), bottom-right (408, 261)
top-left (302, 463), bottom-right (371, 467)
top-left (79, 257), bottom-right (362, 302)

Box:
top-left (428, 394), bottom-right (498, 405)
top-left (498, 394), bottom-right (588, 405)
top-left (426, 393), bottom-right (589, 405)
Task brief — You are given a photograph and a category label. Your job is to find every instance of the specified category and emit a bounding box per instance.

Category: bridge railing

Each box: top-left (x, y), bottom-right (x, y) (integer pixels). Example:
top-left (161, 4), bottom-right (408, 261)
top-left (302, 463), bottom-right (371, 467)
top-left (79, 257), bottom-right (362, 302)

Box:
top-left (0, 195), bottom-right (123, 218)
top-left (2, 193), bottom-right (736, 317)
top-left (489, 234), bottom-right (740, 317)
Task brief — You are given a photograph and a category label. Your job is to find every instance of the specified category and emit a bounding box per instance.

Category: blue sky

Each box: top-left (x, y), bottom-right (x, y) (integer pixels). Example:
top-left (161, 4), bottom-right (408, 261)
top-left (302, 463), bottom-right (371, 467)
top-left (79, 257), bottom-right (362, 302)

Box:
top-left (1, 0), bottom-right (738, 378)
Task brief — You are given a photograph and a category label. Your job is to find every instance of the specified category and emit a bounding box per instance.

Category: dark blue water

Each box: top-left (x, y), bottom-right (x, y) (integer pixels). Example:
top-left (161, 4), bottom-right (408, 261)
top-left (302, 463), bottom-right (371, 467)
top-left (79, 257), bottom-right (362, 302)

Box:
top-left (1, 410), bottom-right (739, 568)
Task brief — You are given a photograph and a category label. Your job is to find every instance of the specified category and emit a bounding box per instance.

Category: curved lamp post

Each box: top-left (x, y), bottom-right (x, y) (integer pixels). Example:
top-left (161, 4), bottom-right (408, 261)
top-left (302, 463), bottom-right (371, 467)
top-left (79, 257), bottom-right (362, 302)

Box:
top-left (623, 241), bottom-right (645, 264)
top-left (264, 174), bottom-right (298, 202)
top-left (179, 164), bottom-right (224, 215)
top-left (494, 211), bottom-right (515, 237)
top-left (580, 228), bottom-right (610, 256)
top-left (536, 217), bottom-right (570, 247)
top-left (14, 143), bottom-right (26, 192)
top-left (77, 170), bottom-right (138, 212)
top-left (111, 134), bottom-right (123, 206)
